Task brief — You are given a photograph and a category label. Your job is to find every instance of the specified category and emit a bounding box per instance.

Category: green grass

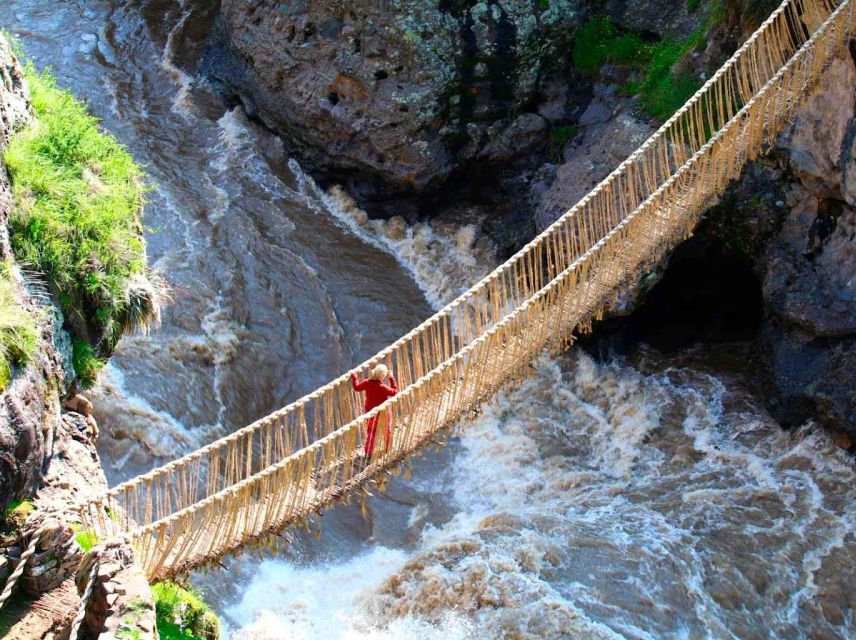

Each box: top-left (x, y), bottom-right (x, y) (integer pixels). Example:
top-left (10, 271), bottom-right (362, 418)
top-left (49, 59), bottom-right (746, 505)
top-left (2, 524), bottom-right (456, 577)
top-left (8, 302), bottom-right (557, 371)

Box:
top-left (4, 62), bottom-right (164, 385)
top-left (572, 15), bottom-right (710, 121)
top-left (74, 528), bottom-right (98, 552)
top-left (72, 338), bottom-right (105, 389)
top-left (3, 500), bottom-right (35, 528)
top-left (572, 16), bottom-right (650, 74)
top-left (152, 581), bottom-right (220, 640)
top-left (0, 265), bottom-right (39, 392)
top-left (636, 39), bottom-right (704, 121)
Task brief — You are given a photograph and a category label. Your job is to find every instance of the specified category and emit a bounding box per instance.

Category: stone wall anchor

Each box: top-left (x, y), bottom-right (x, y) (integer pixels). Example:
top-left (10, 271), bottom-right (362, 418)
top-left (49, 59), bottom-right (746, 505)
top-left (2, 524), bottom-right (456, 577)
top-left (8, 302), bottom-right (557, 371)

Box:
top-left (68, 553), bottom-right (100, 640)
top-left (0, 522), bottom-right (52, 612)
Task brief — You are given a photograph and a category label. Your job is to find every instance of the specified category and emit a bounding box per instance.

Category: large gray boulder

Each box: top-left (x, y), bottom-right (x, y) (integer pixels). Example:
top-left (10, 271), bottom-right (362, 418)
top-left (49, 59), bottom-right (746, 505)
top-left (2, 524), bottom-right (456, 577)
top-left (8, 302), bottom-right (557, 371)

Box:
top-left (201, 0), bottom-right (585, 200)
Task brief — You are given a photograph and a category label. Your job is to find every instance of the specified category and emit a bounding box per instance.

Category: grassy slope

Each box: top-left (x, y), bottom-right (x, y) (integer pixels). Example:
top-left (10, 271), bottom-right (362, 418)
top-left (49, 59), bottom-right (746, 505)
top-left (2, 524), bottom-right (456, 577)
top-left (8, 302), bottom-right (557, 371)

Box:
top-left (4, 63), bottom-right (163, 387)
top-left (0, 265), bottom-right (38, 391)
top-left (152, 581), bottom-right (220, 640)
top-left (572, 14), bottom-right (710, 121)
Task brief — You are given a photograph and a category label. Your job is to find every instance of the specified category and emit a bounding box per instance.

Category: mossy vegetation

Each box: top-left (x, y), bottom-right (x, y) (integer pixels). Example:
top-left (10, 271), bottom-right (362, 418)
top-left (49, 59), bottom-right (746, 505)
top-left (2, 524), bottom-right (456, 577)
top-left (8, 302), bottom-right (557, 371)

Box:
top-left (0, 265), bottom-right (38, 392)
top-left (152, 581), bottom-right (220, 640)
top-left (4, 62), bottom-right (164, 387)
top-left (572, 16), bottom-right (650, 74)
top-left (631, 38), bottom-right (705, 121)
top-left (2, 499), bottom-right (35, 529)
top-left (71, 338), bottom-right (105, 389)
top-left (70, 524), bottom-right (98, 552)
top-left (572, 14), bottom-right (714, 121)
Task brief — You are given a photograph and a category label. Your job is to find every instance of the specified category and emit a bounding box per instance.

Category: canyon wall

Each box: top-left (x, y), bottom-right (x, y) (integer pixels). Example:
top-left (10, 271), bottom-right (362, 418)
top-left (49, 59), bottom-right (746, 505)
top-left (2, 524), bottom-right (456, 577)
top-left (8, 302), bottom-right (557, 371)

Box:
top-left (0, 36), bottom-right (158, 640)
top-left (717, 54), bottom-right (856, 438)
top-left (0, 34), bottom-right (68, 513)
top-left (200, 0), bottom-right (708, 208)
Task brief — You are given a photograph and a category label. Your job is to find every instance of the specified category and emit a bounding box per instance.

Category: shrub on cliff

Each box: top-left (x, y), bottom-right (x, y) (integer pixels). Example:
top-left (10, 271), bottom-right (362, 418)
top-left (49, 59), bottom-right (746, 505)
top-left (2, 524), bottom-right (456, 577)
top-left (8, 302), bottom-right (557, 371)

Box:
top-left (0, 266), bottom-right (38, 392)
top-left (572, 15), bottom-right (707, 121)
top-left (152, 581), bottom-right (220, 640)
top-left (4, 63), bottom-right (165, 387)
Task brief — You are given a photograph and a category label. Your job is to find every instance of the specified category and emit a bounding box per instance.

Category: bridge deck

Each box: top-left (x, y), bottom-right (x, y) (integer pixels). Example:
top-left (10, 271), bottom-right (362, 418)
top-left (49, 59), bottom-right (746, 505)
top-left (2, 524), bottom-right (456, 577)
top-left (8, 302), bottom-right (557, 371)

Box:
top-left (70, 0), bottom-right (851, 580)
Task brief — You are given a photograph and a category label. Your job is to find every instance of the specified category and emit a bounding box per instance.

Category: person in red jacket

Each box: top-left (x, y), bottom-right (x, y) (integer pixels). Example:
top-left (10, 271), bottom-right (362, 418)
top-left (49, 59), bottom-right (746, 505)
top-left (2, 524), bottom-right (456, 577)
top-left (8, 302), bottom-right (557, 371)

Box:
top-left (351, 364), bottom-right (399, 457)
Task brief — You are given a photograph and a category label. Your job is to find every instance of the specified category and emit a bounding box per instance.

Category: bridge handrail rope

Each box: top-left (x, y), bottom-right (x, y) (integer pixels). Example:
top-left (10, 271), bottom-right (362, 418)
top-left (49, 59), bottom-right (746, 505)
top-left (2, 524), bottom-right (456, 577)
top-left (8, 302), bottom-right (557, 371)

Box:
top-left (77, 0), bottom-right (853, 579)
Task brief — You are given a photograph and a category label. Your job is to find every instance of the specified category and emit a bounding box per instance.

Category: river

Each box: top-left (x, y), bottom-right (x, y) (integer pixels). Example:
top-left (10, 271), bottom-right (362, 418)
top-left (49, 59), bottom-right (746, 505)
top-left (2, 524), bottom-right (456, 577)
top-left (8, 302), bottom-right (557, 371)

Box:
top-left (3, 1), bottom-right (856, 638)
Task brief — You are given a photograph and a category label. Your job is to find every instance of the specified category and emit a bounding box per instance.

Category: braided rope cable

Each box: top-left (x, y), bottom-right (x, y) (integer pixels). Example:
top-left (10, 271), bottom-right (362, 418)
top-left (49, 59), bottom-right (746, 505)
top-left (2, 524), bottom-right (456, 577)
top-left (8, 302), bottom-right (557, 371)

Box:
top-left (0, 525), bottom-right (48, 612)
top-left (84, 0), bottom-right (801, 511)
top-left (68, 559), bottom-right (99, 640)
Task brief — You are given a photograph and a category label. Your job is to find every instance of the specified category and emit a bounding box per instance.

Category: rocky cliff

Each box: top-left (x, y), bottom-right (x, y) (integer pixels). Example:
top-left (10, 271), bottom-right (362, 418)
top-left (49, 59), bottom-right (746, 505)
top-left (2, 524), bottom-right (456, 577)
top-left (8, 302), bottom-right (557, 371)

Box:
top-left (0, 36), bottom-right (158, 640)
top-left (570, 54), bottom-right (856, 440)
top-left (718, 54), bottom-right (856, 438)
top-left (0, 34), bottom-right (74, 513)
top-left (201, 0), bottom-right (578, 202)
top-left (200, 0), bottom-right (712, 208)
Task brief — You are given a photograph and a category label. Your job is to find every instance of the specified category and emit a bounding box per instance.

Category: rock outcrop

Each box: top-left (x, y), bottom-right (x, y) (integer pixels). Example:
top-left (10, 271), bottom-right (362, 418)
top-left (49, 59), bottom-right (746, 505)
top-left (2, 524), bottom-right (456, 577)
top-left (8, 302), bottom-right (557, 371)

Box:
top-left (200, 0), bottom-right (588, 202)
top-left (2, 413), bottom-right (106, 596)
top-left (752, 55), bottom-right (855, 436)
top-left (0, 34), bottom-right (158, 640)
top-left (536, 83), bottom-right (658, 230)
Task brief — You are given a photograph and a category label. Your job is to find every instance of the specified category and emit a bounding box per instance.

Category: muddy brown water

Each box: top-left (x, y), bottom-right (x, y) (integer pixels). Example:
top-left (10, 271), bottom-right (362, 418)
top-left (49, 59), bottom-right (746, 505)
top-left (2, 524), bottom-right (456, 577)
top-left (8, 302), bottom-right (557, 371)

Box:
top-left (4, 2), bottom-right (856, 638)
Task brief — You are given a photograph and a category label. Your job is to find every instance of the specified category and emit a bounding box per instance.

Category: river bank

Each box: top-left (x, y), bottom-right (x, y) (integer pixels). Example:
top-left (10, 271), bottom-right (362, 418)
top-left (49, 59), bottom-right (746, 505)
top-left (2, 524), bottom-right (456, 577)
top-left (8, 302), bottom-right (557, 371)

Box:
top-left (1, 0), bottom-right (854, 638)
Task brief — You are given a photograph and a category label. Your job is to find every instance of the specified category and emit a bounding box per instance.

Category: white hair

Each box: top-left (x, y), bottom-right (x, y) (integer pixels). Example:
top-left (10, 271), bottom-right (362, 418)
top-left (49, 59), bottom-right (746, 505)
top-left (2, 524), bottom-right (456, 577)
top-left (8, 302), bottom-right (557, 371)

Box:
top-left (370, 364), bottom-right (389, 381)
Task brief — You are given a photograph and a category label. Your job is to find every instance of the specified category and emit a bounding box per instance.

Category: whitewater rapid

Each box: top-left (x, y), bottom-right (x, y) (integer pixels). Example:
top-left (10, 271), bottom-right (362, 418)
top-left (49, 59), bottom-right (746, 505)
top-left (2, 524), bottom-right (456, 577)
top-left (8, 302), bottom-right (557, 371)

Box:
top-left (7, 2), bottom-right (856, 638)
top-left (223, 350), bottom-right (856, 639)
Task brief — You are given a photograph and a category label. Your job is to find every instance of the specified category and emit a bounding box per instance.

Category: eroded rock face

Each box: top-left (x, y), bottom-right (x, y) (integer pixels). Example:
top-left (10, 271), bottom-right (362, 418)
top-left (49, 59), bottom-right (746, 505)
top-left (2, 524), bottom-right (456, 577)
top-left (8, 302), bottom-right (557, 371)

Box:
top-left (536, 83), bottom-right (657, 229)
top-left (761, 55), bottom-right (856, 434)
top-left (0, 35), bottom-right (45, 511)
top-left (0, 36), bottom-right (31, 259)
top-left (603, 0), bottom-right (699, 38)
top-left (201, 0), bottom-right (583, 200)
top-left (787, 58), bottom-right (856, 195)
top-left (676, 52), bottom-right (856, 436)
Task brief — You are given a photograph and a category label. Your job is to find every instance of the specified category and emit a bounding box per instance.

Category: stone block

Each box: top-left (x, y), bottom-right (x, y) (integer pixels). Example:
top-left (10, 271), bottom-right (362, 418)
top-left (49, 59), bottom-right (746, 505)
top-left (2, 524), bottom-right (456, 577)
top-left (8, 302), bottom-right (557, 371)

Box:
top-left (29, 558), bottom-right (59, 577)
top-left (98, 562), bottom-right (121, 578)
top-left (21, 575), bottom-right (38, 593)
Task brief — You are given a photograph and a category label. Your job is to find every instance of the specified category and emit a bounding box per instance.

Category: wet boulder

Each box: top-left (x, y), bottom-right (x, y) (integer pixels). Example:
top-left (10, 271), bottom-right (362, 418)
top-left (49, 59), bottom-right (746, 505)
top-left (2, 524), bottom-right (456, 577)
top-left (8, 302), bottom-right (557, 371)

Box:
top-left (200, 0), bottom-right (583, 202)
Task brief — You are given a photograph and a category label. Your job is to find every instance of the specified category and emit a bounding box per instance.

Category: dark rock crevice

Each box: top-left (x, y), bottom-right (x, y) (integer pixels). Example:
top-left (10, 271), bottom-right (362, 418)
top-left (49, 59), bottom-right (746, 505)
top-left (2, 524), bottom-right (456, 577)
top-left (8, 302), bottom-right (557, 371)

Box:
top-left (582, 233), bottom-right (764, 357)
top-left (583, 53), bottom-right (856, 441)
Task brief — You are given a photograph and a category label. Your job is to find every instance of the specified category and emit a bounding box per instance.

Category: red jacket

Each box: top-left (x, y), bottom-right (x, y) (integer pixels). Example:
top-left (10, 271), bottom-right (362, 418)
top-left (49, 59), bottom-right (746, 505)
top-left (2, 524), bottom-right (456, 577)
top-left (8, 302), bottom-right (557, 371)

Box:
top-left (351, 373), bottom-right (398, 412)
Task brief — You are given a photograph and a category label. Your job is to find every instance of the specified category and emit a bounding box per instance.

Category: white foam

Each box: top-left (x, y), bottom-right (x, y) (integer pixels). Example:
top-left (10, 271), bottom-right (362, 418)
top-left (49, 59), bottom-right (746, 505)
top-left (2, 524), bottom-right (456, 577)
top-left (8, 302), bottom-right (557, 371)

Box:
top-left (88, 362), bottom-right (222, 462)
top-left (288, 160), bottom-right (495, 310)
top-left (212, 109), bottom-right (292, 206)
top-left (213, 109), bottom-right (256, 175)
top-left (224, 548), bottom-right (476, 640)
top-left (159, 0), bottom-right (197, 117)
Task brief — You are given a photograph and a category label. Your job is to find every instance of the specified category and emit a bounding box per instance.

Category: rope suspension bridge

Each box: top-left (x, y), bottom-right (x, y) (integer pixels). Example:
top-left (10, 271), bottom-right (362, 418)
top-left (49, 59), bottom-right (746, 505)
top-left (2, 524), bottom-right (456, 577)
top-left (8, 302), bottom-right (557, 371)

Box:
top-left (75, 0), bottom-right (854, 581)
